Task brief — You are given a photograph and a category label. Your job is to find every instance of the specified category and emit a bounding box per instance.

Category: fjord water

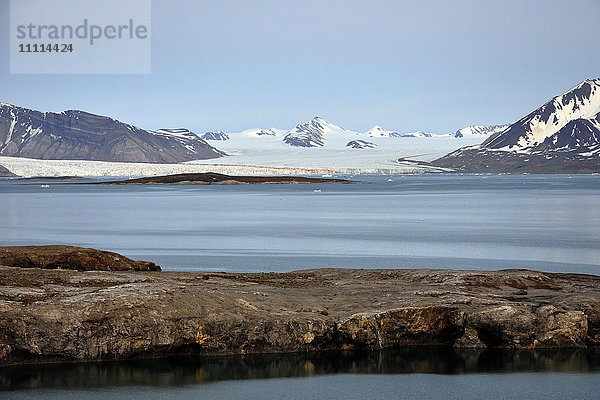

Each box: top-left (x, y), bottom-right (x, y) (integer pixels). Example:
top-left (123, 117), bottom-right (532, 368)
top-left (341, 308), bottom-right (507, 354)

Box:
top-left (1, 174), bottom-right (599, 274)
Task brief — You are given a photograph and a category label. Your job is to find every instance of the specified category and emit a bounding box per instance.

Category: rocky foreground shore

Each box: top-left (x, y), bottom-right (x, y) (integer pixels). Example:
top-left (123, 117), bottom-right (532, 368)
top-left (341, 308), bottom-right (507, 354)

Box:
top-left (0, 249), bottom-right (599, 365)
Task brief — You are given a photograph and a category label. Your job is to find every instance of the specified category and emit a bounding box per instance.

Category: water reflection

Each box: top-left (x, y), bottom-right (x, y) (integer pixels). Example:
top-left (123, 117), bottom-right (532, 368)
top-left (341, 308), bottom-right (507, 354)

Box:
top-left (2, 348), bottom-right (599, 391)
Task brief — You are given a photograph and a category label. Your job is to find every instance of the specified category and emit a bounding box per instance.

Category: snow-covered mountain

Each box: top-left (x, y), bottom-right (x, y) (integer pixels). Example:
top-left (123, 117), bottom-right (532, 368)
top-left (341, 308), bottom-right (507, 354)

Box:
top-left (190, 117), bottom-right (492, 170)
top-left (366, 125), bottom-right (402, 138)
top-left (432, 79), bottom-right (600, 173)
top-left (0, 104), bottom-right (224, 163)
top-left (347, 140), bottom-right (377, 149)
top-left (201, 130), bottom-right (230, 141)
top-left (281, 117), bottom-right (447, 147)
top-left (282, 116), bottom-right (352, 147)
top-left (454, 124), bottom-right (509, 138)
top-left (397, 131), bottom-right (436, 138)
top-left (482, 79), bottom-right (600, 152)
top-left (365, 125), bottom-right (443, 138)
top-left (242, 128), bottom-right (279, 137)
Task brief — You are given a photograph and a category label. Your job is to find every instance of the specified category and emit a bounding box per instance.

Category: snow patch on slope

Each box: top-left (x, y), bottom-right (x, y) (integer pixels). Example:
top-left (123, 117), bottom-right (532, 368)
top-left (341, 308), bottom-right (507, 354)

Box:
top-left (152, 128), bottom-right (199, 138)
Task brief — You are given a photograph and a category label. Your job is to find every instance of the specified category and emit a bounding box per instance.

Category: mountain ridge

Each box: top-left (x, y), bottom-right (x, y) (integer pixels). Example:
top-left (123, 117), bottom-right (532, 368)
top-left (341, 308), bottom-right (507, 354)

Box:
top-left (0, 104), bottom-right (224, 163)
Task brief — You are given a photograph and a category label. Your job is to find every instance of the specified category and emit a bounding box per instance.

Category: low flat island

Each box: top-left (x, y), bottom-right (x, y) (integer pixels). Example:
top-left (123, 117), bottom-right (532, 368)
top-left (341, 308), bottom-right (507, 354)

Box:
top-left (96, 172), bottom-right (351, 185)
top-left (0, 246), bottom-right (598, 366)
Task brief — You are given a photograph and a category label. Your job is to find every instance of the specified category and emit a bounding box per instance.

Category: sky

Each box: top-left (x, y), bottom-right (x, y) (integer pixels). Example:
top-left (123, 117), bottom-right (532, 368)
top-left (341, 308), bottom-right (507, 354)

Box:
top-left (1, 0), bottom-right (599, 134)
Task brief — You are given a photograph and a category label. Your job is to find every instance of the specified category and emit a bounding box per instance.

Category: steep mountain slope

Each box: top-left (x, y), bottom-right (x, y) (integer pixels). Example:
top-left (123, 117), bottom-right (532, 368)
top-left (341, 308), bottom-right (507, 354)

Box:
top-left (0, 104), bottom-right (224, 163)
top-left (432, 79), bottom-right (600, 173)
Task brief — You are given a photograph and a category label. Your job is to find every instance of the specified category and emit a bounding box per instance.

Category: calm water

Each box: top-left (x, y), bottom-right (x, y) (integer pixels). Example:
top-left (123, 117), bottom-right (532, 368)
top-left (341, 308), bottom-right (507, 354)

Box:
top-left (2, 349), bottom-right (600, 399)
top-left (1, 174), bottom-right (599, 274)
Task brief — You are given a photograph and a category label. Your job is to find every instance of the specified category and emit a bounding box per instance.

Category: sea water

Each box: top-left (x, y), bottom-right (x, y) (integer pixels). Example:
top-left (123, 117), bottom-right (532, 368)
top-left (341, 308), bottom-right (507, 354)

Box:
top-left (1, 174), bottom-right (599, 274)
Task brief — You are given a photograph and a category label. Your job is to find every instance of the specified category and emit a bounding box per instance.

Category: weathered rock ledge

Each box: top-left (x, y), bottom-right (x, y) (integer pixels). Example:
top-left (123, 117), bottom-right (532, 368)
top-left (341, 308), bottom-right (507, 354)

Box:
top-left (0, 265), bottom-right (598, 365)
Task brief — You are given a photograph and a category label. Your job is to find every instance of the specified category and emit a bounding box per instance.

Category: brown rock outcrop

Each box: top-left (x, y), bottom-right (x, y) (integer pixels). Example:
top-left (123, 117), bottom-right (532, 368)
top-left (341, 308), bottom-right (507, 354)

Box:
top-left (0, 265), bottom-right (598, 365)
top-left (0, 246), bottom-right (160, 272)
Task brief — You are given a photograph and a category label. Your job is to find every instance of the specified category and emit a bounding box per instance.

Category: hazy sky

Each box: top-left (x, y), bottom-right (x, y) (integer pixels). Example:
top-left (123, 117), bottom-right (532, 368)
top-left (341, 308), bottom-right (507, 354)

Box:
top-left (1, 0), bottom-right (599, 133)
